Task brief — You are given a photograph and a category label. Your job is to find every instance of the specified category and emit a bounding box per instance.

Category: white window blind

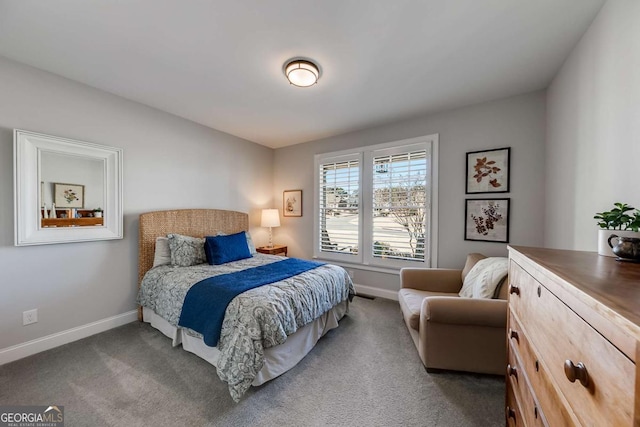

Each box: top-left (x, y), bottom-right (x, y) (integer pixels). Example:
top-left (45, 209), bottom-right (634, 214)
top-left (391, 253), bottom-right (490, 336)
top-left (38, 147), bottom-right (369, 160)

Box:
top-left (371, 149), bottom-right (428, 262)
top-left (314, 134), bottom-right (438, 269)
top-left (317, 158), bottom-right (360, 257)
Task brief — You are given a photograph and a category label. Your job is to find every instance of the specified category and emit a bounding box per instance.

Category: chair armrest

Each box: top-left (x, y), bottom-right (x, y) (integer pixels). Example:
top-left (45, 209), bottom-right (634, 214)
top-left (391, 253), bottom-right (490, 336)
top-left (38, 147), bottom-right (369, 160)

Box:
top-left (400, 268), bottom-right (463, 293)
top-left (422, 297), bottom-right (507, 327)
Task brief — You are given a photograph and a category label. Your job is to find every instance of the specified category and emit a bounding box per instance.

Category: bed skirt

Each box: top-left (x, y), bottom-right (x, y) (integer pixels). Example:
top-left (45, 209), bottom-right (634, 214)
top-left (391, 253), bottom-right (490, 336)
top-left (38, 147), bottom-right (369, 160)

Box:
top-left (142, 299), bottom-right (348, 386)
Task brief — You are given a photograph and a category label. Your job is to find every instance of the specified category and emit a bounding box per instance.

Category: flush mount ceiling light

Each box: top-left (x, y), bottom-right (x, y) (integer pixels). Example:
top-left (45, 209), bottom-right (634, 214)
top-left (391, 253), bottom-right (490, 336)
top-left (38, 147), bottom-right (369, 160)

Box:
top-left (284, 59), bottom-right (320, 87)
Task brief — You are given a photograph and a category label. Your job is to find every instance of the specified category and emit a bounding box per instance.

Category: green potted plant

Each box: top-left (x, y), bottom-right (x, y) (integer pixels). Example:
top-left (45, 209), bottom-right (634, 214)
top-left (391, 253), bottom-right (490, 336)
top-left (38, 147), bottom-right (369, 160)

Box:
top-left (93, 207), bottom-right (103, 218)
top-left (594, 202), bottom-right (640, 256)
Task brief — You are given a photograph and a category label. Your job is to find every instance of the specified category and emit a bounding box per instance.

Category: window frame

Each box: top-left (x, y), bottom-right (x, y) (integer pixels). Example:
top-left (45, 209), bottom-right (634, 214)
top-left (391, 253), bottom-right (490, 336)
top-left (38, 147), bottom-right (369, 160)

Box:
top-left (313, 134), bottom-right (439, 270)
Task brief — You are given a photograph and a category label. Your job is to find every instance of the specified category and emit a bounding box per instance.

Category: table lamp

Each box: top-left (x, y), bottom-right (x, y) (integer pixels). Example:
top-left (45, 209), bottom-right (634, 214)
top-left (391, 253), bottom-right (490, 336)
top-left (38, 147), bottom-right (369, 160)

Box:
top-left (261, 209), bottom-right (280, 248)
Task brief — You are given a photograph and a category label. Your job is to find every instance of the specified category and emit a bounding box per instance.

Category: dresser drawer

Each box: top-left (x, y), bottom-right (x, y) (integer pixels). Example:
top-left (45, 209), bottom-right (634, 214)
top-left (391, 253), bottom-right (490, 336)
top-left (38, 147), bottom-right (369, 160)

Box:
top-left (509, 261), bottom-right (635, 426)
top-left (507, 340), bottom-right (547, 427)
top-left (509, 310), bottom-right (577, 426)
top-left (506, 382), bottom-right (522, 427)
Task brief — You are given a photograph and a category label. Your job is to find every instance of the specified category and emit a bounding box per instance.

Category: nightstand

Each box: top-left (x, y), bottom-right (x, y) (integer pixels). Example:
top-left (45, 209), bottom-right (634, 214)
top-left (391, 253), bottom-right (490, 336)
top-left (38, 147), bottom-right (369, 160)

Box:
top-left (256, 245), bottom-right (288, 256)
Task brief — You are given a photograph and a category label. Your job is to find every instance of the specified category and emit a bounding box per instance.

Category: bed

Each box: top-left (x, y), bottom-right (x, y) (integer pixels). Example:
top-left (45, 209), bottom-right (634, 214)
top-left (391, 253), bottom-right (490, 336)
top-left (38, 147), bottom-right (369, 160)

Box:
top-left (136, 209), bottom-right (354, 401)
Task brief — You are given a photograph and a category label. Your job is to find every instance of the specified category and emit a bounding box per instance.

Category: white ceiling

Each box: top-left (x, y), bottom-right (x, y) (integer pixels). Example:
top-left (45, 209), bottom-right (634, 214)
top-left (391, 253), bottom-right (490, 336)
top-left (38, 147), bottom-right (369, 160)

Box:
top-left (0, 1), bottom-right (605, 148)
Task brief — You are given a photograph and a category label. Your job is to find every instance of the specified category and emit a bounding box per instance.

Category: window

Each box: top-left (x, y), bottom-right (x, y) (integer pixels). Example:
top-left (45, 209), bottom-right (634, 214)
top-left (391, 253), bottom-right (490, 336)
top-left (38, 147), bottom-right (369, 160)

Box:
top-left (314, 135), bottom-right (438, 269)
top-left (317, 155), bottom-right (360, 257)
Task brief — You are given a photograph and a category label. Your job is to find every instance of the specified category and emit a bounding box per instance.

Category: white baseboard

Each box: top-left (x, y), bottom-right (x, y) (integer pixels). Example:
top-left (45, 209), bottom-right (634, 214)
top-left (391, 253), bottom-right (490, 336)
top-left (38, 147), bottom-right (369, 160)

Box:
top-left (0, 310), bottom-right (138, 366)
top-left (354, 283), bottom-right (398, 301)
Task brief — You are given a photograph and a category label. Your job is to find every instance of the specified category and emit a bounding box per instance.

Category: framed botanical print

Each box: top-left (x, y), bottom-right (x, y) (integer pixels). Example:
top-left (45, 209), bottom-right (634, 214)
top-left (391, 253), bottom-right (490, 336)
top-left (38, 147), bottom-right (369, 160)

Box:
top-left (465, 198), bottom-right (510, 243)
top-left (466, 147), bottom-right (510, 194)
top-left (283, 189), bottom-right (302, 217)
top-left (54, 182), bottom-right (85, 208)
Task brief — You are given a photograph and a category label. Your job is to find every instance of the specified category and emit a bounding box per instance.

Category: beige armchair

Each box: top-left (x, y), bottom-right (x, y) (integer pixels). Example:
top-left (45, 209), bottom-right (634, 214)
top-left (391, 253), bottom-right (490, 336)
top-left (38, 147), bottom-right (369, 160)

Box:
top-left (398, 253), bottom-right (508, 375)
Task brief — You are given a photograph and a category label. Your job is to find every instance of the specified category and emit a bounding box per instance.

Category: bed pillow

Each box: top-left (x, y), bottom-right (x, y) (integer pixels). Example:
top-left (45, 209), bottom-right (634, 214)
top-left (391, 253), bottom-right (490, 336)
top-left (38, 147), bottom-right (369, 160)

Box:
top-left (245, 232), bottom-right (257, 255)
top-left (167, 233), bottom-right (207, 267)
top-left (205, 231), bottom-right (252, 265)
top-left (458, 257), bottom-right (509, 299)
top-left (152, 236), bottom-right (172, 267)
top-left (216, 231), bottom-right (257, 255)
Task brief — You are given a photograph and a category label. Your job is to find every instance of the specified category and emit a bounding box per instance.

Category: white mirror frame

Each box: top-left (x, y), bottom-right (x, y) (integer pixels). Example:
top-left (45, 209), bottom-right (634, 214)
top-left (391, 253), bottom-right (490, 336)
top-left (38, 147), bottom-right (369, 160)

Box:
top-left (14, 129), bottom-right (123, 246)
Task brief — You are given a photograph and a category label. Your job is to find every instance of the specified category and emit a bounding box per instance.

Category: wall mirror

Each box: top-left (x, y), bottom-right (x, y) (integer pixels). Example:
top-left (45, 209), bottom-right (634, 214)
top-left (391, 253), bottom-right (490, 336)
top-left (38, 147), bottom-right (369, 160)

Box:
top-left (14, 129), bottom-right (123, 246)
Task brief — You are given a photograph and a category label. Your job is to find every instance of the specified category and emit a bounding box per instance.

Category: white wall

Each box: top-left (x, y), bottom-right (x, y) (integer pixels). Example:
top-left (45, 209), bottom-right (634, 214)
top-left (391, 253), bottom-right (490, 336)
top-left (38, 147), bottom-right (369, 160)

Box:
top-left (545, 0), bottom-right (640, 250)
top-left (273, 91), bottom-right (546, 294)
top-left (0, 56), bottom-right (273, 352)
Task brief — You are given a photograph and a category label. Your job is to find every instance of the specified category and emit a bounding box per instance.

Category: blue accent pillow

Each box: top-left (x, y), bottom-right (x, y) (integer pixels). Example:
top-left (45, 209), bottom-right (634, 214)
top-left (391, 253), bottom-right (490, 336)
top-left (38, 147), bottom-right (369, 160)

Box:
top-left (216, 231), bottom-right (257, 255)
top-left (205, 231), bottom-right (252, 265)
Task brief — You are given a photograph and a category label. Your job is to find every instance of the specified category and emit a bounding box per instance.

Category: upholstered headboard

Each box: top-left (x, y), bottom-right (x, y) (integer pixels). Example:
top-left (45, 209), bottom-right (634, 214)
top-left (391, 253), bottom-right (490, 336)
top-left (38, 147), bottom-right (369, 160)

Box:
top-left (138, 208), bottom-right (249, 286)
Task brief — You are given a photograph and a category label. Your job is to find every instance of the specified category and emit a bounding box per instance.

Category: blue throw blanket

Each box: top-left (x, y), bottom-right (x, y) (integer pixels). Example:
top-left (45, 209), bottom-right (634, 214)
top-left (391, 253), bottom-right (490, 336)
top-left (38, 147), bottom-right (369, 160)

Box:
top-left (178, 258), bottom-right (325, 346)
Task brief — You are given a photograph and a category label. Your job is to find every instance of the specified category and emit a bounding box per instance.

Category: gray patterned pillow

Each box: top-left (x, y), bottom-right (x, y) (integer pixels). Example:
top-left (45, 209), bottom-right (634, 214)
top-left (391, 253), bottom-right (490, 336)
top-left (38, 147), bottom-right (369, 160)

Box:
top-left (167, 234), bottom-right (206, 267)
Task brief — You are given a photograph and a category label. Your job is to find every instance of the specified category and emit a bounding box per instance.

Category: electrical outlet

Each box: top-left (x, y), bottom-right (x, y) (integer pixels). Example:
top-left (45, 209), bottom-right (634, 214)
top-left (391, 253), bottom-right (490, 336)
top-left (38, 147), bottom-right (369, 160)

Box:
top-left (23, 309), bottom-right (38, 326)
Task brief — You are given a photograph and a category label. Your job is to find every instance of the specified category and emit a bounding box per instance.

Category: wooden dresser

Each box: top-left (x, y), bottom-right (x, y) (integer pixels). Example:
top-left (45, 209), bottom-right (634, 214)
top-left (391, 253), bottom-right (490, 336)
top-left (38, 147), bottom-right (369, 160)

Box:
top-left (507, 246), bottom-right (640, 426)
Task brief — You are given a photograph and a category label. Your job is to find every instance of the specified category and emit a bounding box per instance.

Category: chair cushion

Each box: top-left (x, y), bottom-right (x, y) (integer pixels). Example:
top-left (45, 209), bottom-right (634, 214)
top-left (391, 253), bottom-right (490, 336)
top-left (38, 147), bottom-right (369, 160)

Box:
top-left (398, 288), bottom-right (457, 331)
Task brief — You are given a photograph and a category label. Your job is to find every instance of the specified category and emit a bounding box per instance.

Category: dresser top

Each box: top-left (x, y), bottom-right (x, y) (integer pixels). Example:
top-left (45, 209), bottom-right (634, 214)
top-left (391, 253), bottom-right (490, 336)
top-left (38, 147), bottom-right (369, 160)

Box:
top-left (509, 246), bottom-right (640, 338)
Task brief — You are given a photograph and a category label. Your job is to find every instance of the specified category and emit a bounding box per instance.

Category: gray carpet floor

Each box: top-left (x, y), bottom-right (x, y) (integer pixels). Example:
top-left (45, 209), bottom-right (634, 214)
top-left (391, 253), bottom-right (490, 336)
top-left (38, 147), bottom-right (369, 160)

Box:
top-left (0, 297), bottom-right (504, 426)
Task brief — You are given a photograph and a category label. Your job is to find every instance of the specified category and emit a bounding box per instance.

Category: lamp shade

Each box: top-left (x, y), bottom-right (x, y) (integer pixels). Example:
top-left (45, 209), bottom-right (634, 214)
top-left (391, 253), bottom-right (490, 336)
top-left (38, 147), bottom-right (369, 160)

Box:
top-left (261, 209), bottom-right (280, 228)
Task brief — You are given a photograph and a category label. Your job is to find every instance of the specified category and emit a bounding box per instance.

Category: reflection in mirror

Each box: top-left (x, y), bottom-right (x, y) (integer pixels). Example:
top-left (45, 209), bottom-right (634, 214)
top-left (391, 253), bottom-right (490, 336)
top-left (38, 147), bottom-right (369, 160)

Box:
top-left (40, 151), bottom-right (105, 228)
top-left (14, 129), bottom-right (123, 246)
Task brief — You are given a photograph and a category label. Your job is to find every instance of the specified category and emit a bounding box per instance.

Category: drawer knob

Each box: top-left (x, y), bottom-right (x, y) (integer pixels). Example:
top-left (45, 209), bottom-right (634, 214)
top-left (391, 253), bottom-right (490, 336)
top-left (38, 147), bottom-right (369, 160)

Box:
top-left (506, 406), bottom-right (516, 421)
top-left (507, 364), bottom-right (518, 379)
top-left (564, 360), bottom-right (589, 387)
top-left (509, 329), bottom-right (519, 342)
top-left (509, 285), bottom-right (520, 296)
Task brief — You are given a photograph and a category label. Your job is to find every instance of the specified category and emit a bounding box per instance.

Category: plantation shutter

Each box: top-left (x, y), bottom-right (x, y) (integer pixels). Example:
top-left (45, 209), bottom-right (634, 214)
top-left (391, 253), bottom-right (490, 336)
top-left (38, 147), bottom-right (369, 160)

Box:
top-left (371, 147), bottom-right (428, 262)
top-left (317, 156), bottom-right (360, 258)
top-left (314, 134), bottom-right (437, 268)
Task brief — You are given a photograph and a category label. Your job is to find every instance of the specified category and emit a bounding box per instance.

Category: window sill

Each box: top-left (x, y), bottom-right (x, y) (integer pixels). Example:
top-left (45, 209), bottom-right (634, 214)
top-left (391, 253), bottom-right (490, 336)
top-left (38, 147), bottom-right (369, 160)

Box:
top-left (313, 258), bottom-right (403, 275)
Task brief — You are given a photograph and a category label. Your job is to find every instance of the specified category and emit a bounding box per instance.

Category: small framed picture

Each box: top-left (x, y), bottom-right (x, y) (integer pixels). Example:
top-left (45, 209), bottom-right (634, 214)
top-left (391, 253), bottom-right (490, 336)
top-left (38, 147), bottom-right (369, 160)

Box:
top-left (54, 183), bottom-right (85, 208)
top-left (283, 189), bottom-right (302, 217)
top-left (465, 198), bottom-right (510, 243)
top-left (466, 147), bottom-right (510, 194)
